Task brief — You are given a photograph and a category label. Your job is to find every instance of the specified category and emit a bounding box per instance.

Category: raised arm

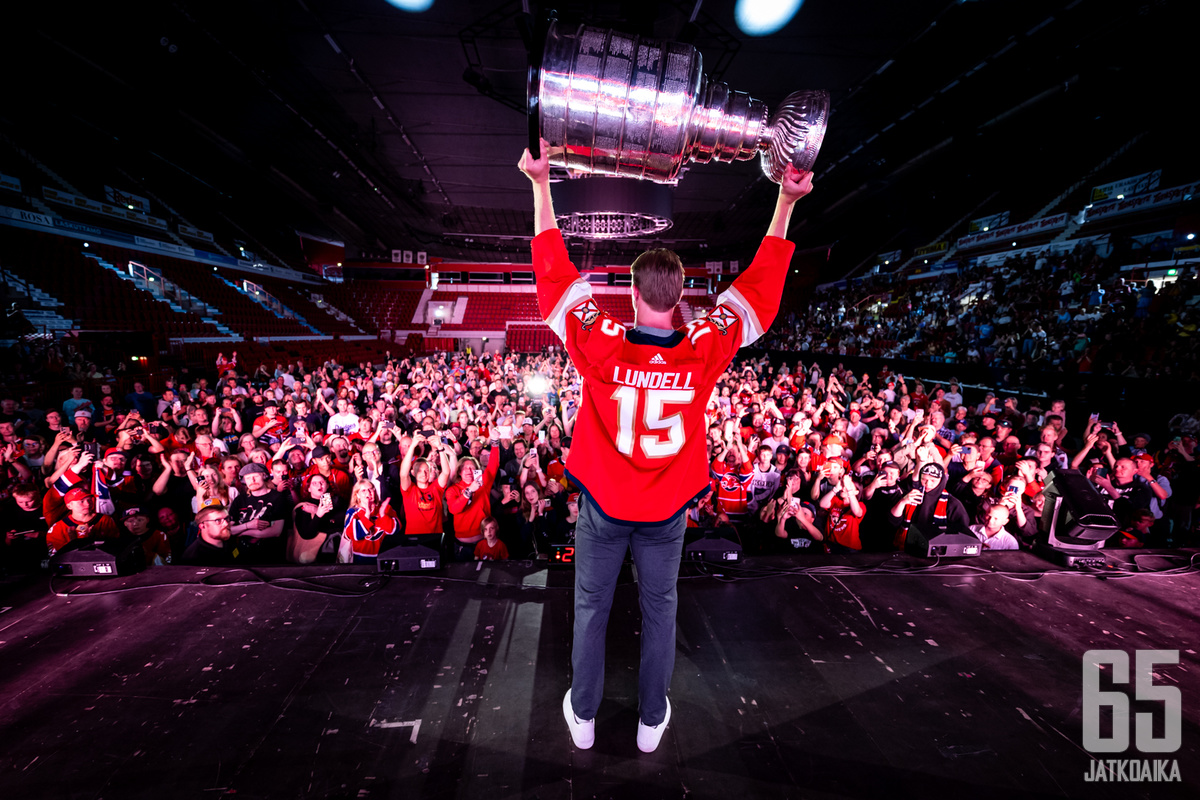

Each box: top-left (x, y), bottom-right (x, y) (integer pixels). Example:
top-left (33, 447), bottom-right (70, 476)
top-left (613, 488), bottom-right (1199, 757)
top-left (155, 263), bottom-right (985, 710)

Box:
top-left (518, 139), bottom-right (557, 235)
top-left (766, 166), bottom-right (814, 240)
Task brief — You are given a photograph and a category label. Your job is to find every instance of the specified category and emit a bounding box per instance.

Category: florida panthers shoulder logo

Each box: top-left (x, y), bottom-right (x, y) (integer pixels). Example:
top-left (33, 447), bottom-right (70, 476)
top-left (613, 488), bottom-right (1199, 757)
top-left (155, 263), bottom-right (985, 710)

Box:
top-left (705, 305), bottom-right (738, 335)
top-left (571, 299), bottom-right (601, 330)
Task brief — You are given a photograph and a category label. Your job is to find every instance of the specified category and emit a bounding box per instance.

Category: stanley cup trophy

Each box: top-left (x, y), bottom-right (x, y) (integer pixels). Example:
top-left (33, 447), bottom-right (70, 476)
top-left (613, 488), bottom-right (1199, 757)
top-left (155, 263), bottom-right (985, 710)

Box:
top-left (529, 20), bottom-right (830, 184)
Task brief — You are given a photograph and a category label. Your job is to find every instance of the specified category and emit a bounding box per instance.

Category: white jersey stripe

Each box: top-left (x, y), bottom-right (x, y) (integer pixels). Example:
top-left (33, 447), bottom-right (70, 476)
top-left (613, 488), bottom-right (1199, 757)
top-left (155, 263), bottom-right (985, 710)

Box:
top-left (715, 284), bottom-right (763, 347)
top-left (545, 279), bottom-right (593, 343)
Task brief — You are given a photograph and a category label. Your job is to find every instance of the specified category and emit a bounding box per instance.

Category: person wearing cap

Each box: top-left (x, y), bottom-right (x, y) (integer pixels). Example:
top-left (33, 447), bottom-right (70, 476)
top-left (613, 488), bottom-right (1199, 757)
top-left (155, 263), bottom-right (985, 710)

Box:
top-left (121, 506), bottom-right (171, 567)
top-left (302, 445), bottom-right (353, 502)
top-left (46, 487), bottom-right (120, 556)
top-left (889, 461), bottom-right (970, 550)
top-left (181, 504), bottom-right (235, 566)
top-left (72, 408), bottom-right (100, 444)
top-left (1132, 453), bottom-right (1171, 534)
top-left (772, 495), bottom-right (823, 551)
top-left (227, 462), bottom-right (290, 562)
top-left (251, 399), bottom-right (287, 448)
top-left (91, 447), bottom-right (135, 517)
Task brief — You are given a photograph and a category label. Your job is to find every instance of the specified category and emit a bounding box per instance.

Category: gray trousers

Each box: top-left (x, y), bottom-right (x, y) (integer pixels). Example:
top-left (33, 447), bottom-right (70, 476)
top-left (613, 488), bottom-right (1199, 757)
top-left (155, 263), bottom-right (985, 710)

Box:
top-left (569, 494), bottom-right (686, 726)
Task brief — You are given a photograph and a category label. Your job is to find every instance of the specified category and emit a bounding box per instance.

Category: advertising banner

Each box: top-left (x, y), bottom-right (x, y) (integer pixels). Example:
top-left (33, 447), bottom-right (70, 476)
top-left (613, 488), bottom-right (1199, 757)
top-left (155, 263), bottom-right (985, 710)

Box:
top-left (1090, 170), bottom-right (1161, 203)
top-left (914, 241), bottom-right (948, 257)
top-left (969, 211), bottom-right (1009, 233)
top-left (1084, 182), bottom-right (1199, 223)
top-left (43, 186), bottom-right (168, 230)
top-left (178, 224), bottom-right (215, 242)
top-left (956, 212), bottom-right (1068, 249)
top-left (104, 185), bottom-right (152, 214)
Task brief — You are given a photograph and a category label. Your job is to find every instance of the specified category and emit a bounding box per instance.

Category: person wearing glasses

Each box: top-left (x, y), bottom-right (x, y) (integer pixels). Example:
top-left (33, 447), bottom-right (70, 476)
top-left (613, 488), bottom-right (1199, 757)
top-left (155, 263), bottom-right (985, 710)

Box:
top-left (181, 504), bottom-right (234, 565)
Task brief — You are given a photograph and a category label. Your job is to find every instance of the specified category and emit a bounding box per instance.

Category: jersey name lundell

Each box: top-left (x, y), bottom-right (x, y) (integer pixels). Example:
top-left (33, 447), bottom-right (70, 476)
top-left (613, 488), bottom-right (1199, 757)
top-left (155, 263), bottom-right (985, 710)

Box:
top-left (610, 367), bottom-right (695, 390)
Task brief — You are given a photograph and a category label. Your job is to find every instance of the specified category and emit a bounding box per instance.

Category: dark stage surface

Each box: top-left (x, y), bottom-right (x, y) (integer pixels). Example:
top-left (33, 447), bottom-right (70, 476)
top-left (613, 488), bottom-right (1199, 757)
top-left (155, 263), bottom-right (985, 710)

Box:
top-left (1, 551), bottom-right (1198, 800)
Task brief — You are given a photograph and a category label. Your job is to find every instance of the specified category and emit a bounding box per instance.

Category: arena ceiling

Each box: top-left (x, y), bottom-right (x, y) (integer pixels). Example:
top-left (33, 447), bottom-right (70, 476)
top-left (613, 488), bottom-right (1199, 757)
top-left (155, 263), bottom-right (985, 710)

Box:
top-left (3, 0), bottom-right (1188, 280)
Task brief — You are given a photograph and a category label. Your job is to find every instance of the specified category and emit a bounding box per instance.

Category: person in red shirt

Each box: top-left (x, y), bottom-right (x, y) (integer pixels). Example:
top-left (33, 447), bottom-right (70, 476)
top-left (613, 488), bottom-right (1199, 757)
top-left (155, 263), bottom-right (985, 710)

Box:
top-left (46, 487), bottom-right (121, 555)
top-left (520, 138), bottom-right (812, 753)
top-left (398, 432), bottom-right (454, 540)
top-left (710, 437), bottom-right (755, 519)
top-left (819, 474), bottom-right (865, 552)
top-left (303, 446), bottom-right (353, 501)
top-left (251, 400), bottom-right (288, 447)
top-left (445, 431), bottom-right (500, 561)
top-left (473, 516), bottom-right (509, 561)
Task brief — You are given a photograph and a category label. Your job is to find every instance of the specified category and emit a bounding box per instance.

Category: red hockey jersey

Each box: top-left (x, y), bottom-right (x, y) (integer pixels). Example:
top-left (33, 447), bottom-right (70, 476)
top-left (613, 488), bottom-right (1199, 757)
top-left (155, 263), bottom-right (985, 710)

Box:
top-left (532, 228), bottom-right (794, 524)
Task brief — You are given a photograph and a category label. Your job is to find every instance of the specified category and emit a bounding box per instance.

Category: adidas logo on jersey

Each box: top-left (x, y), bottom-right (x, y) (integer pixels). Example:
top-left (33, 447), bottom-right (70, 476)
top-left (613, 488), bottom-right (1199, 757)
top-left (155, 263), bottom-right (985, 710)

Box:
top-left (649, 353), bottom-right (667, 365)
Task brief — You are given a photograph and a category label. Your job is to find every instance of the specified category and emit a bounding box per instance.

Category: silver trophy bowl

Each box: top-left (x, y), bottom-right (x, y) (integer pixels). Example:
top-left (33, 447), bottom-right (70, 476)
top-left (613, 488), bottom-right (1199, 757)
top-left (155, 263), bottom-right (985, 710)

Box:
top-left (531, 20), bottom-right (829, 184)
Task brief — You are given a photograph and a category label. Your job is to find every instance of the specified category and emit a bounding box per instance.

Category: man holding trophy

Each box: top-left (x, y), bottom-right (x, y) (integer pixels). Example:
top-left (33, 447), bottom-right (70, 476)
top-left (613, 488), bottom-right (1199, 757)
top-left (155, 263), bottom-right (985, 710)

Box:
top-left (519, 140), bottom-right (813, 752)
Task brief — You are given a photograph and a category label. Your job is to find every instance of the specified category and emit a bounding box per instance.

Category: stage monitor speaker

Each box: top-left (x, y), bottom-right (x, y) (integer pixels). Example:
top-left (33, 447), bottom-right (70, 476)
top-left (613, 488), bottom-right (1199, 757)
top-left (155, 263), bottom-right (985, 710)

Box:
top-left (50, 540), bottom-right (144, 578)
top-left (377, 544), bottom-right (440, 573)
top-left (1036, 469), bottom-right (1116, 568)
top-left (684, 535), bottom-right (742, 564)
top-left (903, 523), bottom-right (982, 558)
top-left (925, 532), bottom-right (983, 558)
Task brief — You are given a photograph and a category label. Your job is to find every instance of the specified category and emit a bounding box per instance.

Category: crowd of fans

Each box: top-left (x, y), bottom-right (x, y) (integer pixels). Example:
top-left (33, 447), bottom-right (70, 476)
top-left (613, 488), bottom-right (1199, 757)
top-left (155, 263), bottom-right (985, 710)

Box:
top-left (762, 240), bottom-right (1200, 381)
top-left (3, 334), bottom-right (1198, 574)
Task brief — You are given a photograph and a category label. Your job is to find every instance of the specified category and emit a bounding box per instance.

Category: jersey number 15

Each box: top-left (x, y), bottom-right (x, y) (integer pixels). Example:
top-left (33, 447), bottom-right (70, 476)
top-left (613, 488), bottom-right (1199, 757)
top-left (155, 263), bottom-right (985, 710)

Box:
top-left (611, 387), bottom-right (695, 459)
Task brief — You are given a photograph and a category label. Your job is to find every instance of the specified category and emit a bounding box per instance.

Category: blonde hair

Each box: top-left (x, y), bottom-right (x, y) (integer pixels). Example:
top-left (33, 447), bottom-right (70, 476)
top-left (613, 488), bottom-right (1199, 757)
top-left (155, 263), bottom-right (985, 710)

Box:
top-left (630, 248), bottom-right (683, 313)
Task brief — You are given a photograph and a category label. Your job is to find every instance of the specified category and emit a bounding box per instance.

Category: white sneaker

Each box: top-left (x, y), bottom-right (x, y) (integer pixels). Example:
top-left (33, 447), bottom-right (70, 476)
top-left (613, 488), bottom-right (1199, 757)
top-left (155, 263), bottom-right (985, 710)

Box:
top-left (637, 697), bottom-right (671, 753)
top-left (563, 689), bottom-right (595, 749)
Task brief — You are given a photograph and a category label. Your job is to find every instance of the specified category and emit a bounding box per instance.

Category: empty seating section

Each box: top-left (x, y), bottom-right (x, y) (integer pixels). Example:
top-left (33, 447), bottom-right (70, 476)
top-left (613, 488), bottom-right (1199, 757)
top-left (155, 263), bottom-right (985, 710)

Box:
top-left (89, 245), bottom-right (315, 339)
top-left (253, 276), bottom-right (363, 336)
top-left (323, 284), bottom-right (424, 333)
top-left (181, 338), bottom-right (393, 370)
top-left (506, 326), bottom-right (559, 353)
top-left (429, 291), bottom-right (541, 331)
top-left (0, 227), bottom-right (224, 337)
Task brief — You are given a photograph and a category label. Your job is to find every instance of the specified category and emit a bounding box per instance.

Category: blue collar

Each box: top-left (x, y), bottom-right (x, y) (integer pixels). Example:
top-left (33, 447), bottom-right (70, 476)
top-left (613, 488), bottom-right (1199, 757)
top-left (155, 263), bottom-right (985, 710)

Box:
top-left (627, 326), bottom-right (684, 347)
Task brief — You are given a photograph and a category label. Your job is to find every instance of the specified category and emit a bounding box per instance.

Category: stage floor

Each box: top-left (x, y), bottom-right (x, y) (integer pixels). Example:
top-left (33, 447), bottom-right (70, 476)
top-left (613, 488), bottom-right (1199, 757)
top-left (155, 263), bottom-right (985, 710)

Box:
top-left (1, 551), bottom-right (1198, 800)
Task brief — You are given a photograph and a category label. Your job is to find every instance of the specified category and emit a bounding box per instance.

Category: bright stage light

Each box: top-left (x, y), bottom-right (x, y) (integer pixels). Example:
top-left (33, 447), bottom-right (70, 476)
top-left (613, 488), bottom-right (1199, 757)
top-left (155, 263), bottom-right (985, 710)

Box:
top-left (526, 375), bottom-right (549, 396)
top-left (385, 0), bottom-right (434, 11)
top-left (736, 0), bottom-right (805, 37)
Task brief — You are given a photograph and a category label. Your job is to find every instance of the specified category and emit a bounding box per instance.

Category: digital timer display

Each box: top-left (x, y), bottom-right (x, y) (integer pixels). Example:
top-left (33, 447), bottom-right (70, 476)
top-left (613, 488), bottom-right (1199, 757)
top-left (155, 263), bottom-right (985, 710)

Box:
top-left (550, 545), bottom-right (575, 565)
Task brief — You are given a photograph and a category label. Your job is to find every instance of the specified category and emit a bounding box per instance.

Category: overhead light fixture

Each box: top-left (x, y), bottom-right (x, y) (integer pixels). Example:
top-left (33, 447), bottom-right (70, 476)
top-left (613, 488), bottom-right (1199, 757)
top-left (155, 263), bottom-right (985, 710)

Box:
top-left (1117, 194), bottom-right (1124, 200)
top-left (1188, 233), bottom-right (1196, 240)
top-left (982, 226), bottom-right (989, 231)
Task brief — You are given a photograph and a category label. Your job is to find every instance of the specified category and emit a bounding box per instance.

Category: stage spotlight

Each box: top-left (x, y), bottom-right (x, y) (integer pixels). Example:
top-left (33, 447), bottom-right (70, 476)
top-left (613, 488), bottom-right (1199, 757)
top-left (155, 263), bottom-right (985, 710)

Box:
top-left (1035, 469), bottom-right (1116, 568)
top-left (736, 0), bottom-right (804, 36)
top-left (1188, 233), bottom-right (1196, 240)
top-left (526, 374), bottom-right (549, 396)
